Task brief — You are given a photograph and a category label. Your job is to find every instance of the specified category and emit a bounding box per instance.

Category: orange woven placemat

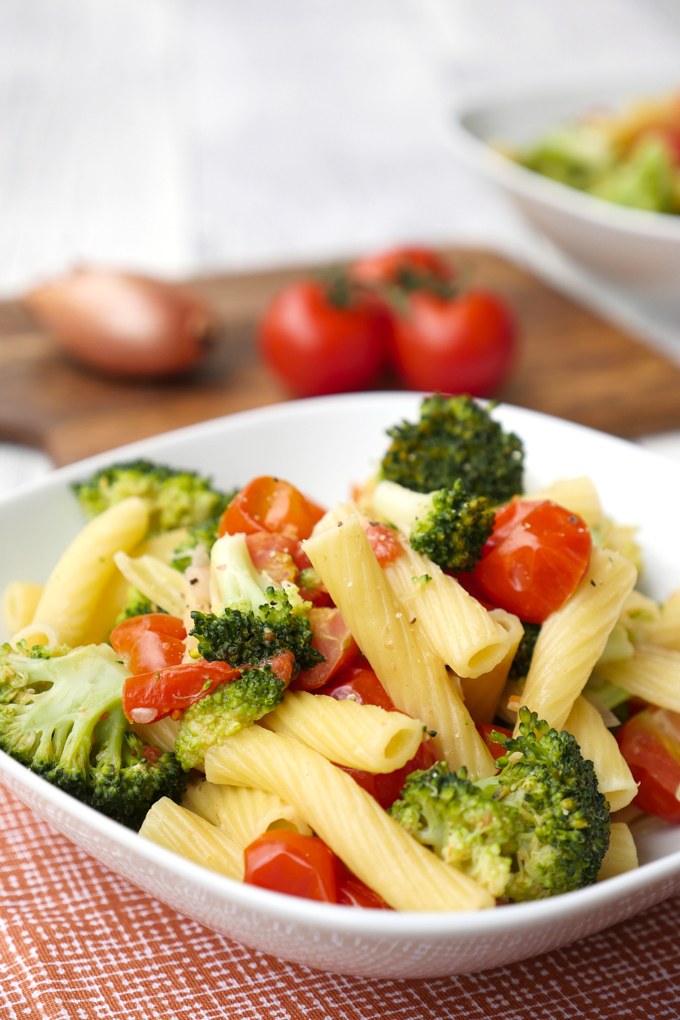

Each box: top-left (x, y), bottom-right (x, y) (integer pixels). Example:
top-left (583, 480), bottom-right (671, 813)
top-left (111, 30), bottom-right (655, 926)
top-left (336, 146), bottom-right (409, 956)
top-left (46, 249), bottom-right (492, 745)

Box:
top-left (1, 782), bottom-right (679, 1020)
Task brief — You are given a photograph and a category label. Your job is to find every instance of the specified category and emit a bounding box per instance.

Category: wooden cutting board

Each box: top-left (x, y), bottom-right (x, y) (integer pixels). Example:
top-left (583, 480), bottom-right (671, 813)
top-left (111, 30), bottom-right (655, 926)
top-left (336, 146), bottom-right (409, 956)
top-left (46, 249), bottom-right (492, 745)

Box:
top-left (2, 248), bottom-right (680, 467)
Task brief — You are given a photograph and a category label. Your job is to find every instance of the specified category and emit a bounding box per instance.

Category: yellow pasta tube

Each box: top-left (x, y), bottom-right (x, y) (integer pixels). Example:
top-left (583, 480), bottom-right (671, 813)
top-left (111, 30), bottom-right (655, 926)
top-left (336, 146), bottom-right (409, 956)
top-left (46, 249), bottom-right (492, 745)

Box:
top-left (31, 496), bottom-right (149, 647)
top-left (597, 643), bottom-right (680, 713)
top-left (565, 696), bottom-right (637, 812)
top-left (384, 543), bottom-right (511, 679)
top-left (139, 797), bottom-right (244, 880)
top-left (132, 716), bottom-right (180, 754)
top-left (460, 610), bottom-right (524, 725)
top-left (518, 547), bottom-right (637, 732)
top-left (597, 823), bottom-right (638, 881)
top-left (113, 551), bottom-right (186, 617)
top-left (205, 727), bottom-right (494, 912)
top-left (182, 777), bottom-right (312, 846)
top-left (2, 582), bottom-right (43, 636)
top-left (632, 589), bottom-right (680, 651)
top-left (523, 477), bottom-right (604, 528)
top-left (262, 690), bottom-right (425, 772)
top-left (304, 516), bottom-right (494, 778)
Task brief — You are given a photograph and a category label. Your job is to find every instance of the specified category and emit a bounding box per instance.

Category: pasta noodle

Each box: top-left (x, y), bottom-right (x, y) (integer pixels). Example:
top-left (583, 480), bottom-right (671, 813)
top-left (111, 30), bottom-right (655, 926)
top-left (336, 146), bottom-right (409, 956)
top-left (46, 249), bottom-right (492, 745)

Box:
top-left (113, 551), bottom-right (186, 618)
top-left (204, 726), bottom-right (494, 912)
top-left (139, 797), bottom-right (244, 880)
top-left (629, 589), bottom-right (680, 651)
top-left (30, 496), bottom-right (149, 647)
top-left (596, 644), bottom-right (680, 713)
top-left (597, 823), bottom-right (638, 881)
top-left (518, 547), bottom-right (637, 732)
top-left (2, 582), bottom-right (43, 636)
top-left (303, 515), bottom-right (495, 778)
top-left (182, 777), bottom-right (312, 846)
top-left (262, 690), bottom-right (425, 772)
top-left (565, 696), bottom-right (637, 812)
top-left (460, 610), bottom-right (524, 725)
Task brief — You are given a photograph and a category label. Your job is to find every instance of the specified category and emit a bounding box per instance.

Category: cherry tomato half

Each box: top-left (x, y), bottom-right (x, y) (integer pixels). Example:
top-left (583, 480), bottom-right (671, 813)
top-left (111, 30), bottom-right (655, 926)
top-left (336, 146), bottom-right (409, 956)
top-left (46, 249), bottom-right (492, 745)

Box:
top-left (339, 738), bottom-right (439, 811)
top-left (363, 522), bottom-right (403, 566)
top-left (471, 500), bottom-right (591, 624)
top-left (292, 608), bottom-right (358, 690)
top-left (218, 476), bottom-right (325, 541)
top-left (617, 707), bottom-right (680, 822)
top-left (110, 613), bottom-right (186, 675)
top-left (319, 658), bottom-right (396, 712)
top-left (391, 289), bottom-right (517, 397)
top-left (245, 532), bottom-right (299, 585)
top-left (122, 661), bottom-right (239, 724)
top-left (258, 279), bottom-right (392, 397)
top-left (336, 861), bottom-right (392, 909)
top-left (244, 829), bottom-right (338, 902)
top-left (350, 246), bottom-right (455, 289)
top-left (477, 722), bottom-right (512, 762)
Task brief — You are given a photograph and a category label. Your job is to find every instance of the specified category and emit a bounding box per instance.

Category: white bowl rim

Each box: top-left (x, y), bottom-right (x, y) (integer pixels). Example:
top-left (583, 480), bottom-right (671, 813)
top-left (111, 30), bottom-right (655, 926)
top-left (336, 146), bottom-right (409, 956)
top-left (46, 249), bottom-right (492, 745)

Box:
top-left (3, 391), bottom-right (680, 937)
top-left (447, 75), bottom-right (680, 241)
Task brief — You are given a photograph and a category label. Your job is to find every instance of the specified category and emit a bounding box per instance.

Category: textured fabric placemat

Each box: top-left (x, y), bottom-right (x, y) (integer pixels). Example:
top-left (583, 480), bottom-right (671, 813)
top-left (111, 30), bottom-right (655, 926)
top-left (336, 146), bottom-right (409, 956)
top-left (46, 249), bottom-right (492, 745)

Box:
top-left (1, 783), bottom-right (679, 1020)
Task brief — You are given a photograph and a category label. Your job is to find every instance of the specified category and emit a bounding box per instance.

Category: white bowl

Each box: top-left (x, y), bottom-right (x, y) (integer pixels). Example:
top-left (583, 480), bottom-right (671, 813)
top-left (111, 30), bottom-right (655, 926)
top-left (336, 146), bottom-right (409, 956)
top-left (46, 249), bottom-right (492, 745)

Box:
top-left (2, 392), bottom-right (680, 979)
top-left (449, 76), bottom-right (680, 315)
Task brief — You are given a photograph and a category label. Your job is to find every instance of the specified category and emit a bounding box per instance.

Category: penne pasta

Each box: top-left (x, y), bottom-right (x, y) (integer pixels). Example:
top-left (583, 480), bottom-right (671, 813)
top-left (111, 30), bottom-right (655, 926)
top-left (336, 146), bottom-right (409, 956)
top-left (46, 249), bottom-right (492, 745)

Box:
top-left (518, 547), bottom-right (637, 732)
top-left (31, 496), bottom-right (149, 647)
top-left (261, 690), bottom-right (425, 773)
top-left (182, 777), bottom-right (312, 846)
top-left (132, 716), bottom-right (181, 755)
top-left (113, 551), bottom-right (186, 618)
top-left (565, 696), bottom-right (637, 812)
top-left (139, 797), bottom-right (244, 880)
top-left (597, 823), bottom-right (638, 881)
top-left (303, 515), bottom-right (495, 778)
top-left (205, 726), bottom-right (494, 912)
top-left (2, 581), bottom-right (43, 637)
top-left (597, 643), bottom-right (680, 713)
top-left (460, 610), bottom-right (524, 725)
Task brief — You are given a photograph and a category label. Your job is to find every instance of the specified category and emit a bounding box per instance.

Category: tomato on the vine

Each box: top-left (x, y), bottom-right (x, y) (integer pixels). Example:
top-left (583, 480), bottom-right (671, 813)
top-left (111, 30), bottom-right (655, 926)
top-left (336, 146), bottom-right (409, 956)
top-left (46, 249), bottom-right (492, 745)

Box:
top-left (470, 500), bottom-right (591, 624)
top-left (258, 279), bottom-right (391, 397)
top-left (350, 246), bottom-right (455, 289)
top-left (391, 288), bottom-right (516, 397)
top-left (617, 707), bottom-right (680, 822)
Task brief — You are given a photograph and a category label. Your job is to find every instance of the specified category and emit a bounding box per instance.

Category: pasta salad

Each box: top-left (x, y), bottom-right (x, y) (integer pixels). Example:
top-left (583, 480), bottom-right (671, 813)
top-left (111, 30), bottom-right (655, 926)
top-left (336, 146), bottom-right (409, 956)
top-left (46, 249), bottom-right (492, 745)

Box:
top-left (2, 395), bottom-right (678, 911)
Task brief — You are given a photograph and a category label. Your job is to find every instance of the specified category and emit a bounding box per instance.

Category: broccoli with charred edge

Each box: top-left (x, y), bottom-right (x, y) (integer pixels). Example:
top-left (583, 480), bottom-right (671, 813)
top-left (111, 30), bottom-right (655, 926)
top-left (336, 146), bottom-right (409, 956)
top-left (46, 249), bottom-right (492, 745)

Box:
top-left (390, 706), bottom-right (609, 901)
top-left (175, 665), bottom-right (285, 769)
top-left (190, 587), bottom-right (323, 674)
top-left (381, 394), bottom-right (523, 503)
top-left (72, 460), bottom-right (232, 534)
top-left (409, 480), bottom-right (495, 573)
top-left (0, 643), bottom-right (186, 829)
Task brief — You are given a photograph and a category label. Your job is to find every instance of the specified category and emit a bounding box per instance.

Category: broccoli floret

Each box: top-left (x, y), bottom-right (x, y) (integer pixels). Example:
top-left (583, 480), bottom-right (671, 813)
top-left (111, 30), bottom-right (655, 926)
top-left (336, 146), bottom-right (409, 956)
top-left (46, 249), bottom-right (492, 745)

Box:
top-left (590, 136), bottom-right (676, 213)
top-left (507, 622), bottom-right (541, 682)
top-left (115, 587), bottom-right (168, 625)
top-left (518, 121), bottom-right (616, 191)
top-left (409, 480), bottom-right (495, 572)
top-left (190, 587), bottom-right (323, 674)
top-left (0, 643), bottom-right (186, 829)
top-left (381, 394), bottom-right (523, 503)
top-left (170, 513), bottom-right (227, 572)
top-left (72, 460), bottom-right (232, 534)
top-left (390, 707), bottom-right (609, 901)
top-left (175, 666), bottom-right (285, 769)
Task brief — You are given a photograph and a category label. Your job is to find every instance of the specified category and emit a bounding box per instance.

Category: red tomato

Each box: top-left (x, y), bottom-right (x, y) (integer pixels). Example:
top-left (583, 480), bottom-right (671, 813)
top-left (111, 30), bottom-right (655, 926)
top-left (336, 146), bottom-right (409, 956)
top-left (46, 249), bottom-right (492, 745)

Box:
top-left (245, 532), bottom-right (299, 585)
top-left (617, 708), bottom-right (680, 822)
top-left (258, 279), bottom-right (392, 397)
top-left (363, 522), bottom-right (403, 566)
top-left (350, 246), bottom-right (454, 288)
top-left (477, 722), bottom-right (512, 761)
top-left (110, 614), bottom-right (186, 675)
top-left (244, 830), bottom-right (338, 902)
top-left (219, 476), bottom-right (325, 541)
top-left (339, 739), bottom-right (439, 810)
top-left (471, 500), bottom-right (591, 624)
top-left (318, 658), bottom-right (396, 712)
top-left (336, 862), bottom-right (392, 909)
top-left (122, 661), bottom-right (239, 724)
top-left (391, 289), bottom-right (516, 397)
top-left (292, 608), bottom-right (358, 690)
